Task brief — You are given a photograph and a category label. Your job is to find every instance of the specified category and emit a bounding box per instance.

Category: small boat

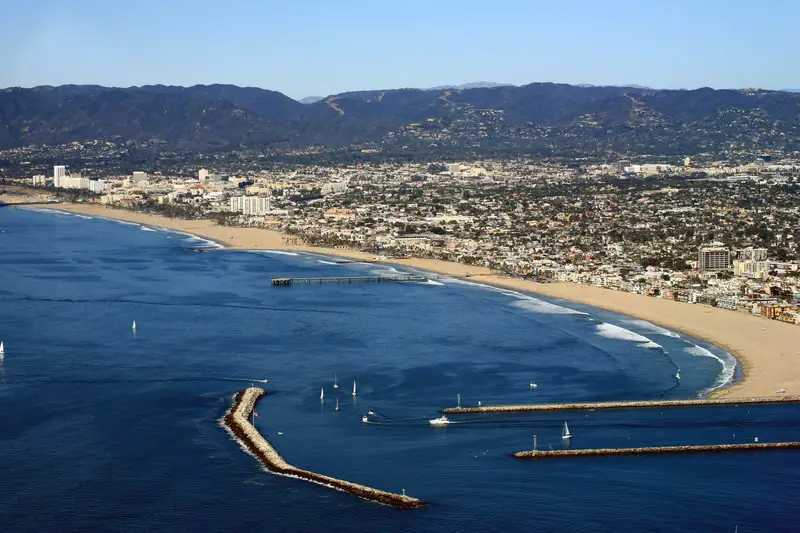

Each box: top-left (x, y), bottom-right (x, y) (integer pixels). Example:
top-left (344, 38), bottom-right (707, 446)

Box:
top-left (429, 416), bottom-right (451, 426)
top-left (529, 381), bottom-right (538, 389)
top-left (361, 415), bottom-right (369, 423)
top-left (675, 370), bottom-right (681, 380)
top-left (776, 388), bottom-right (786, 394)
top-left (320, 387), bottom-right (324, 401)
top-left (0, 341), bottom-right (4, 356)
top-left (368, 410), bottom-right (375, 416)
top-left (333, 374), bottom-right (339, 390)
top-left (352, 380), bottom-right (357, 397)
top-left (132, 320), bottom-right (137, 331)
top-left (562, 421), bottom-right (572, 440)
top-left (335, 398), bottom-right (339, 412)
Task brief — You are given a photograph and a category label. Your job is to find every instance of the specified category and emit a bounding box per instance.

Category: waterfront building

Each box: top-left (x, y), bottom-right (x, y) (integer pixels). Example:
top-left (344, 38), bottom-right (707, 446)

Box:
top-left (198, 169), bottom-right (209, 183)
top-left (53, 165), bottom-right (66, 187)
top-left (229, 195), bottom-right (271, 215)
top-left (698, 247), bottom-right (730, 272)
top-left (132, 171), bottom-right (148, 184)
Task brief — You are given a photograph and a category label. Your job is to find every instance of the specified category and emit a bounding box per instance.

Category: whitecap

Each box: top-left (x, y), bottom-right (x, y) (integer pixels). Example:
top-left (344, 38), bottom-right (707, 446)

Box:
top-left (425, 279), bottom-right (445, 286)
top-left (140, 226), bottom-right (157, 232)
top-left (595, 323), bottom-right (661, 348)
top-left (510, 297), bottom-right (587, 315)
top-left (624, 319), bottom-right (681, 338)
top-left (73, 214), bottom-right (92, 220)
top-left (685, 344), bottom-right (737, 392)
top-left (317, 260), bottom-right (338, 265)
top-left (258, 250), bottom-right (299, 257)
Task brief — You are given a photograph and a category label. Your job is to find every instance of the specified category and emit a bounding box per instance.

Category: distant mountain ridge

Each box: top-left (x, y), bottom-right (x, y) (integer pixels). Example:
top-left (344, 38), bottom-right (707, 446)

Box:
top-left (2, 82), bottom-right (800, 156)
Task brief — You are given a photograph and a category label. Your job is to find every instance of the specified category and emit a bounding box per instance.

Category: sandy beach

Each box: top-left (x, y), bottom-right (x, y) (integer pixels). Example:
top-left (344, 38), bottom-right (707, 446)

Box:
top-left (13, 200), bottom-right (800, 400)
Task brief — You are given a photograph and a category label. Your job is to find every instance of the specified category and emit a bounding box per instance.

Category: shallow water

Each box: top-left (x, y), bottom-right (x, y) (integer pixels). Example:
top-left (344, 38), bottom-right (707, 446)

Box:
top-left (0, 208), bottom-right (797, 532)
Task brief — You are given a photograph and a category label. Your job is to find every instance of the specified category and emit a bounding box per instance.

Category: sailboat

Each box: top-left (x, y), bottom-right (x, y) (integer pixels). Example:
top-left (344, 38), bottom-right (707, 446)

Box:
top-left (333, 374), bottom-right (339, 390)
top-left (529, 381), bottom-right (538, 389)
top-left (0, 341), bottom-right (4, 356)
top-left (675, 369), bottom-right (681, 380)
top-left (562, 421), bottom-right (572, 440)
top-left (352, 380), bottom-right (357, 397)
top-left (335, 398), bottom-right (339, 412)
top-left (132, 320), bottom-right (137, 332)
top-left (320, 387), bottom-right (324, 401)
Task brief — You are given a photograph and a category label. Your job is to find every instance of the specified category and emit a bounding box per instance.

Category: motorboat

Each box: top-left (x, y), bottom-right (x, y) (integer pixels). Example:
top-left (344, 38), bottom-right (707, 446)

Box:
top-left (429, 416), bottom-right (451, 426)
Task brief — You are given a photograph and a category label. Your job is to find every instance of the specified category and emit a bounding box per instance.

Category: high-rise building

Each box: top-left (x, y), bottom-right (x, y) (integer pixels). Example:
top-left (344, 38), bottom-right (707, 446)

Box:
top-left (198, 169), bottom-right (209, 183)
top-left (132, 171), bottom-right (148, 184)
top-left (53, 165), bottom-right (66, 187)
top-left (32, 175), bottom-right (47, 186)
top-left (698, 247), bottom-right (730, 272)
top-left (735, 248), bottom-right (768, 262)
top-left (229, 196), bottom-right (271, 215)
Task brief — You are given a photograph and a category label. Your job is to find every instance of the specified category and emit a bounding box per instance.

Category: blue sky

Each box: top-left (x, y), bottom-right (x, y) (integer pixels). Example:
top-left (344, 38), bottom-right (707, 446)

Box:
top-left (2, 0), bottom-right (797, 98)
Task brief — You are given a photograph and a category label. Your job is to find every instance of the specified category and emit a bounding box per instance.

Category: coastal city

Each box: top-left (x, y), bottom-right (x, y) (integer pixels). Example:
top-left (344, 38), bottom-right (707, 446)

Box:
top-left (4, 151), bottom-right (799, 327)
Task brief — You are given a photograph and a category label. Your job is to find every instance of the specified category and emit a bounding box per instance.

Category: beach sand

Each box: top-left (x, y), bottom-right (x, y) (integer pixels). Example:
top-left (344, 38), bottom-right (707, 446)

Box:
top-left (17, 200), bottom-right (800, 400)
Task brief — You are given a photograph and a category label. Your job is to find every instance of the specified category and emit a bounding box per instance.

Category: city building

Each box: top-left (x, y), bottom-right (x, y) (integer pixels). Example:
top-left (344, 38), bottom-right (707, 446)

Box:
top-left (198, 169), bottom-right (209, 183)
top-left (53, 165), bottom-right (66, 187)
top-left (132, 171), bottom-right (148, 184)
top-left (32, 174), bottom-right (47, 186)
top-left (229, 195), bottom-right (271, 215)
top-left (735, 248), bottom-right (768, 261)
top-left (89, 179), bottom-right (106, 193)
top-left (697, 247), bottom-right (730, 272)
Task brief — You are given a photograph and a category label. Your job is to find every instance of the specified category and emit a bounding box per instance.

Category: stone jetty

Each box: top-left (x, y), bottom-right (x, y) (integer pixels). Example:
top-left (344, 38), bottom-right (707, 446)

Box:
top-left (441, 395), bottom-right (800, 415)
top-left (514, 441), bottom-right (800, 460)
top-left (223, 387), bottom-right (427, 509)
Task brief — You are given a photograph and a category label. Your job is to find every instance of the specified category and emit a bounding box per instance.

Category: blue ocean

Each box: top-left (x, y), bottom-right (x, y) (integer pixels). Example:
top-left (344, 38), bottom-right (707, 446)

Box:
top-left (0, 207), bottom-right (798, 532)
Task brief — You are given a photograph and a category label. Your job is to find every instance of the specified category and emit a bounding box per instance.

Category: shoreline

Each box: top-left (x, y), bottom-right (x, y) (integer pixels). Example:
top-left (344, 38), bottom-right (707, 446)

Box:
top-left (20, 201), bottom-right (800, 400)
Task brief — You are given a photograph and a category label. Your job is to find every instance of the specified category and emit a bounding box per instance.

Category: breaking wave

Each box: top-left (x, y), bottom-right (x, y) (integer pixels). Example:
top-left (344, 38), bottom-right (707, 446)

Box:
top-left (685, 344), bottom-right (737, 393)
top-left (624, 319), bottom-right (681, 338)
top-left (595, 323), bottom-right (662, 349)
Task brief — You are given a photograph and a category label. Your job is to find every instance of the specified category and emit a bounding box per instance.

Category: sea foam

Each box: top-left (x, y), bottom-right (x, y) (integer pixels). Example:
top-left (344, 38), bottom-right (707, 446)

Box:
top-left (595, 323), bottom-right (662, 349)
top-left (685, 344), bottom-right (737, 392)
top-left (624, 319), bottom-right (681, 338)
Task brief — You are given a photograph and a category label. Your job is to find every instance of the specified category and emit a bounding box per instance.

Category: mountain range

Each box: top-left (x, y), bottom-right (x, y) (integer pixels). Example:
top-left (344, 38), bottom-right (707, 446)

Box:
top-left (2, 82), bottom-right (800, 157)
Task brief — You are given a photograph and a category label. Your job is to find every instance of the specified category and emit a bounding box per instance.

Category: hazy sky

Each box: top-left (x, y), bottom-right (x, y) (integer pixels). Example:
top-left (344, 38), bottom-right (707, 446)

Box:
top-left (2, 0), bottom-right (797, 98)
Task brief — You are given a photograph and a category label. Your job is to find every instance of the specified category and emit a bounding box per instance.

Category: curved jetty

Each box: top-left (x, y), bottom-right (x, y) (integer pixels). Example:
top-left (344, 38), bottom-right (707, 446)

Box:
top-left (223, 387), bottom-right (427, 509)
top-left (514, 441), bottom-right (800, 460)
top-left (441, 396), bottom-right (800, 414)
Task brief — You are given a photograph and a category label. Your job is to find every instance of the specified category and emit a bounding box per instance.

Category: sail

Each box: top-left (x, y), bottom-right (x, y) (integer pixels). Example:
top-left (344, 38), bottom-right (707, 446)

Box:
top-left (352, 380), bottom-right (357, 396)
top-left (320, 387), bottom-right (324, 400)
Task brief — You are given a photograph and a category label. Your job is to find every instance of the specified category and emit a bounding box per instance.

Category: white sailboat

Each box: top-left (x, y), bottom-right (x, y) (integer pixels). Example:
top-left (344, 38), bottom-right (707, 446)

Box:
top-left (333, 374), bottom-right (339, 390)
top-left (562, 421), bottom-right (572, 440)
top-left (0, 341), bottom-right (4, 356)
top-left (675, 369), bottom-right (681, 380)
top-left (529, 381), bottom-right (538, 389)
top-left (352, 380), bottom-right (357, 397)
top-left (335, 398), bottom-right (339, 412)
top-left (132, 320), bottom-right (137, 332)
top-left (320, 387), bottom-right (324, 401)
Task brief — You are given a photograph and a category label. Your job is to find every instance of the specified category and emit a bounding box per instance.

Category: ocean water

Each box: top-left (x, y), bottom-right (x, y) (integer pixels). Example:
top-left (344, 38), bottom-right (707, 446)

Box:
top-left (0, 207), bottom-right (798, 533)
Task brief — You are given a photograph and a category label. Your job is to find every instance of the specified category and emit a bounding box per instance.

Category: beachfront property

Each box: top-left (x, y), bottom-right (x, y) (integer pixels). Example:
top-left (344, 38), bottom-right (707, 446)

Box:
top-left (8, 155), bottom-right (800, 326)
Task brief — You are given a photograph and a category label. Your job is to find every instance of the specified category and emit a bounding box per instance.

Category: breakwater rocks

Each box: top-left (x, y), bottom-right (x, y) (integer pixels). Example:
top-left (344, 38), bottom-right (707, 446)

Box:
top-left (223, 387), bottom-right (427, 509)
top-left (441, 396), bottom-right (800, 415)
top-left (514, 441), bottom-right (800, 460)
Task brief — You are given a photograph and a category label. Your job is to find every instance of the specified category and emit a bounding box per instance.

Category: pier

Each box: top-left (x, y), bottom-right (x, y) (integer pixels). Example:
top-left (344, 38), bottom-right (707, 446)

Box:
top-left (272, 275), bottom-right (447, 286)
top-left (223, 387), bottom-right (427, 509)
top-left (441, 395), bottom-right (800, 414)
top-left (514, 441), bottom-right (800, 460)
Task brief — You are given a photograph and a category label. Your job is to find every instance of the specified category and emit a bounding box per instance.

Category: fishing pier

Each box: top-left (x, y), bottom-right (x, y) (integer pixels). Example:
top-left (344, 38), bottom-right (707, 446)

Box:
top-left (514, 441), bottom-right (800, 460)
top-left (272, 274), bottom-right (454, 286)
top-left (441, 395), bottom-right (800, 414)
top-left (223, 387), bottom-right (427, 509)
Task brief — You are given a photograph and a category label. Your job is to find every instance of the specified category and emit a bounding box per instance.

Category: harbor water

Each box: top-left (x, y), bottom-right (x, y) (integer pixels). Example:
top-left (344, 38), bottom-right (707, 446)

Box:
top-left (0, 207), bottom-right (798, 532)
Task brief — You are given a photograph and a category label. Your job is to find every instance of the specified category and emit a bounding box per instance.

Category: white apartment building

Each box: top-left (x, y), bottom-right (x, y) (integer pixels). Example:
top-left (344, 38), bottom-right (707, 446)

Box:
top-left (32, 175), bottom-right (47, 186)
top-left (229, 195), bottom-right (271, 215)
top-left (89, 180), bottom-right (106, 193)
top-left (198, 169), bottom-right (209, 183)
top-left (53, 165), bottom-right (66, 187)
top-left (132, 171), bottom-right (148, 184)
